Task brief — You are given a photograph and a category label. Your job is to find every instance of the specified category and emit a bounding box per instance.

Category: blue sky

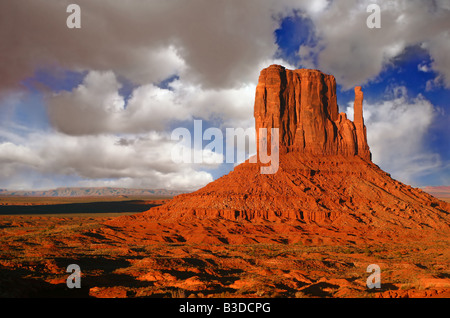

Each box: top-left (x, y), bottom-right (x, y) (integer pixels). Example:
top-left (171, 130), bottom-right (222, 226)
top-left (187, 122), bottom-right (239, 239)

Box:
top-left (0, 1), bottom-right (449, 190)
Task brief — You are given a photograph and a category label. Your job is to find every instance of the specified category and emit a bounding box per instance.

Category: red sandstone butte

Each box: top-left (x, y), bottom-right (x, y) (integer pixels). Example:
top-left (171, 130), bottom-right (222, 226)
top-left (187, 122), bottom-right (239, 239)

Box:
top-left (254, 65), bottom-right (370, 161)
top-left (107, 65), bottom-right (450, 244)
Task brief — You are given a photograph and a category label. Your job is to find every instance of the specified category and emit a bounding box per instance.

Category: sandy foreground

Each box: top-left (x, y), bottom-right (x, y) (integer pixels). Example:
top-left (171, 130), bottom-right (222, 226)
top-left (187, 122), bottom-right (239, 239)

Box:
top-left (0, 197), bottom-right (449, 299)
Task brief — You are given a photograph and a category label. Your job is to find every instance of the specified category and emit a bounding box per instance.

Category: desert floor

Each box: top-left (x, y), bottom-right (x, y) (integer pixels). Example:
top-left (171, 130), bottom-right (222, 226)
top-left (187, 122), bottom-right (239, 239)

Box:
top-left (0, 197), bottom-right (449, 298)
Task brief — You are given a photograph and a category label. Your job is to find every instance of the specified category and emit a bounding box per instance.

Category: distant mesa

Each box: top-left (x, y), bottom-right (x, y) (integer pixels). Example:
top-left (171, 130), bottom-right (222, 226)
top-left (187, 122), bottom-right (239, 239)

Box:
top-left (108, 65), bottom-right (450, 244)
top-left (421, 186), bottom-right (450, 199)
top-left (0, 187), bottom-right (184, 197)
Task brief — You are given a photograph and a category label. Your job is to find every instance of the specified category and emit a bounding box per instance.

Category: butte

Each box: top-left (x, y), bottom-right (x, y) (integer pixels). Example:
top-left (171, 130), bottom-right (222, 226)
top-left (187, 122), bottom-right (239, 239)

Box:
top-left (107, 65), bottom-right (450, 245)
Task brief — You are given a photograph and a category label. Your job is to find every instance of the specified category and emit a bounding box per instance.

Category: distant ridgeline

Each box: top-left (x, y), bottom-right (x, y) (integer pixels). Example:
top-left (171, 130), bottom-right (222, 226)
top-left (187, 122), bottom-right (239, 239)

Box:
top-left (421, 186), bottom-right (450, 199)
top-left (0, 187), bottom-right (185, 197)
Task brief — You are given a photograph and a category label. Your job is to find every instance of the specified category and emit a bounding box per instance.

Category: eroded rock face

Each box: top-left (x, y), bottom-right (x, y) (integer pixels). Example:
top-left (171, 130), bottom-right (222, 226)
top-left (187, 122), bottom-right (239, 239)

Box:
top-left (254, 65), bottom-right (371, 161)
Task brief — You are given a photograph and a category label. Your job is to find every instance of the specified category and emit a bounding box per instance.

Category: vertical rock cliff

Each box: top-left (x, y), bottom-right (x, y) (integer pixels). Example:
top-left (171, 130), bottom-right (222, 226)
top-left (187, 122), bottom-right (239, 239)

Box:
top-left (254, 65), bottom-right (371, 161)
